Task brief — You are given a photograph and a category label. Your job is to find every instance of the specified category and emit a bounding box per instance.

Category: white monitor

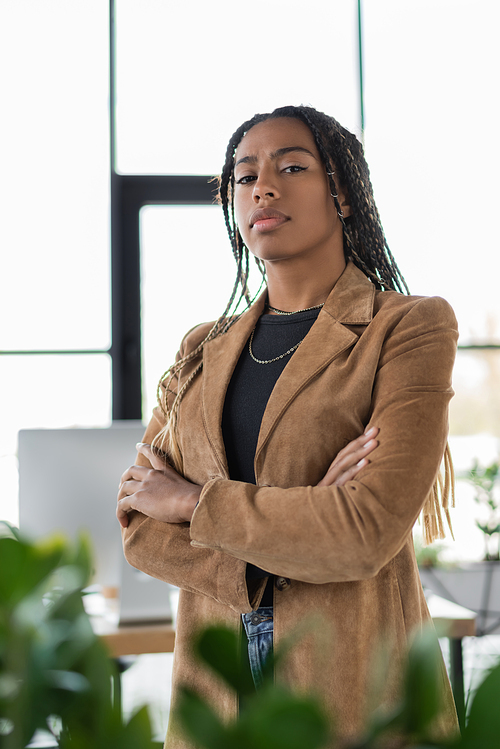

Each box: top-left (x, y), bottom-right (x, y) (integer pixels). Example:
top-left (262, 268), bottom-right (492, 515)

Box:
top-left (18, 422), bottom-right (145, 588)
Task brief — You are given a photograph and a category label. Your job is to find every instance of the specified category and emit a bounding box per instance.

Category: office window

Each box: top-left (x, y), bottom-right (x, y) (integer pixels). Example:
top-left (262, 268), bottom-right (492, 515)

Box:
top-left (139, 204), bottom-right (263, 418)
top-left (362, 0), bottom-right (500, 561)
top-left (363, 0), bottom-right (500, 345)
top-left (0, 0), bottom-right (111, 525)
top-left (114, 0), bottom-right (360, 175)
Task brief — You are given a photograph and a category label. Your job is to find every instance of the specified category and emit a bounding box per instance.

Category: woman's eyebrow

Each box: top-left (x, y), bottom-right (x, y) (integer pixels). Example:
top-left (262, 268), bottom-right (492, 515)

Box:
top-left (272, 146), bottom-right (316, 159)
top-left (235, 146), bottom-right (316, 168)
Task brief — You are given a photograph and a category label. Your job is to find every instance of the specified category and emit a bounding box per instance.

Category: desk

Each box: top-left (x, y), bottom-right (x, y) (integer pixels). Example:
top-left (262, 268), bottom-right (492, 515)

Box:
top-left (92, 617), bottom-right (175, 658)
top-left (87, 589), bottom-right (176, 657)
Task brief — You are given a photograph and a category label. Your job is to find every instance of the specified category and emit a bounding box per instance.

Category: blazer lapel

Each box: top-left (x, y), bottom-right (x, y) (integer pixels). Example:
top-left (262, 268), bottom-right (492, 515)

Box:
top-left (255, 262), bottom-right (376, 458)
top-left (200, 262), bottom-right (376, 476)
top-left (201, 293), bottom-right (267, 476)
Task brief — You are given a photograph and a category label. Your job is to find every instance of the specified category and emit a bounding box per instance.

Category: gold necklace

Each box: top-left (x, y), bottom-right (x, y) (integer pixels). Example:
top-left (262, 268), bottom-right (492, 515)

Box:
top-left (248, 326), bottom-right (305, 365)
top-left (249, 303), bottom-right (323, 365)
top-left (266, 302), bottom-right (324, 316)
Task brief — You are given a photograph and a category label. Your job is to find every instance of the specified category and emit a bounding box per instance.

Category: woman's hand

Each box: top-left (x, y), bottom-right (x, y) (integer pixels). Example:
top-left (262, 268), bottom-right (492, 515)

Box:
top-left (317, 427), bottom-right (379, 487)
top-left (117, 443), bottom-right (202, 529)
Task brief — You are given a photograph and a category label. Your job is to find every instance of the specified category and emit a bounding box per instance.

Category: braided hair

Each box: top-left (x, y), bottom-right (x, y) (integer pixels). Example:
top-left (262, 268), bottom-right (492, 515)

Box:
top-left (152, 105), bottom-right (408, 472)
top-left (220, 105), bottom-right (408, 295)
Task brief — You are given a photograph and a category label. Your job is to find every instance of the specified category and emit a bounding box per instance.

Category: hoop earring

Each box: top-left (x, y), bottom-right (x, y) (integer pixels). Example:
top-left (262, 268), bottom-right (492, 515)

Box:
top-left (329, 170), bottom-right (342, 210)
top-left (328, 169), bottom-right (338, 199)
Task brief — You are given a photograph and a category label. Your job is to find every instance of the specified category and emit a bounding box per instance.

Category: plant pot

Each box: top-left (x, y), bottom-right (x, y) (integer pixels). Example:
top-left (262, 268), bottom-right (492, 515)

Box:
top-left (420, 561), bottom-right (500, 636)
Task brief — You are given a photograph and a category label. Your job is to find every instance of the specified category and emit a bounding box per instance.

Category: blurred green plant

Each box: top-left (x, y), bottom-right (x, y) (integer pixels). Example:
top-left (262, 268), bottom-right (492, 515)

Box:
top-left (175, 623), bottom-right (330, 749)
top-left (0, 521), bottom-right (153, 748)
top-left (175, 622), bottom-right (500, 749)
top-left (463, 459), bottom-right (500, 561)
top-left (3, 519), bottom-right (500, 748)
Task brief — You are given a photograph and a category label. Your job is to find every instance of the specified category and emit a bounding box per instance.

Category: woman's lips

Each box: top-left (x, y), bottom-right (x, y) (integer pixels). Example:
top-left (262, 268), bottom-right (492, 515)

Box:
top-left (250, 208), bottom-right (289, 233)
top-left (253, 216), bottom-right (288, 232)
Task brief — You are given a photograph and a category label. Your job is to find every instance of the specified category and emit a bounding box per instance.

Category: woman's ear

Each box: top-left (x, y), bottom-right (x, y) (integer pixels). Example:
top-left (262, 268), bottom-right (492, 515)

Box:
top-left (338, 187), bottom-right (352, 218)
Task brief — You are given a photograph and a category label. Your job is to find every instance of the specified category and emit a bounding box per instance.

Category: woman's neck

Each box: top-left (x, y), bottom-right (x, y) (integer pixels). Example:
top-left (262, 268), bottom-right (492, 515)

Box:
top-left (264, 255), bottom-right (346, 314)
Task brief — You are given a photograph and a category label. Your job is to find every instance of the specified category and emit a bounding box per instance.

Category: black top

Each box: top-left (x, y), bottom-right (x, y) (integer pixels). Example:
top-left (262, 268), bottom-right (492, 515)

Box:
top-left (221, 307), bottom-right (321, 603)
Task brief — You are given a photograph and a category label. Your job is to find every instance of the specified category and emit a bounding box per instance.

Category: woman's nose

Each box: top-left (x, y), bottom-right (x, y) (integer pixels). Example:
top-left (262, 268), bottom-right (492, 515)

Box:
top-left (252, 170), bottom-right (279, 201)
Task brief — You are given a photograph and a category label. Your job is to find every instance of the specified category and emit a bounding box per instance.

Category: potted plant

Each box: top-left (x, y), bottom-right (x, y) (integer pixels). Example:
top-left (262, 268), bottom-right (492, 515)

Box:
top-left (419, 458), bottom-right (500, 637)
top-left (467, 459), bottom-right (500, 561)
top-left (0, 522), bottom-right (154, 748)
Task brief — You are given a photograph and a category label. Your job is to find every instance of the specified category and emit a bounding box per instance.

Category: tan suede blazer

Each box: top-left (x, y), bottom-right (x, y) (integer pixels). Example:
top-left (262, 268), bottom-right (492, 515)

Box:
top-left (123, 262), bottom-right (459, 748)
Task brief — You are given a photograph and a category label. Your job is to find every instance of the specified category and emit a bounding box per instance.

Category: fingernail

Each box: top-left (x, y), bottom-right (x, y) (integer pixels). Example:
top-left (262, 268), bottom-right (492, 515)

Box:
top-left (364, 427), bottom-right (376, 438)
top-left (136, 442), bottom-right (145, 449)
top-left (357, 458), bottom-right (367, 467)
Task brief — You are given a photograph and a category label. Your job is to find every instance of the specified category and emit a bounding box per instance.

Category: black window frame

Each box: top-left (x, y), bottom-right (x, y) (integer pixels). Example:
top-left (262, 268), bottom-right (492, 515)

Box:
top-left (109, 0), bottom-right (500, 420)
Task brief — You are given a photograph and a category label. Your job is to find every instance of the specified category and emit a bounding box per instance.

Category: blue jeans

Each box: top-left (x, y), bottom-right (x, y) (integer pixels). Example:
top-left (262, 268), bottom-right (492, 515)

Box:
top-left (241, 606), bottom-right (274, 689)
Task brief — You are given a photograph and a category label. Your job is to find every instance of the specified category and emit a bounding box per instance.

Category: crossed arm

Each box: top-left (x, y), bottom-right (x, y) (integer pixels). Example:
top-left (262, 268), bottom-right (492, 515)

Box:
top-left (117, 295), bottom-right (457, 606)
top-left (117, 427), bottom-right (379, 527)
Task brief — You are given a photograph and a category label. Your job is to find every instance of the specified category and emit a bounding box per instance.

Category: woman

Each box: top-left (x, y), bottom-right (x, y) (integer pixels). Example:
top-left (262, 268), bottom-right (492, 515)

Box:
top-left (117, 105), bottom-right (458, 747)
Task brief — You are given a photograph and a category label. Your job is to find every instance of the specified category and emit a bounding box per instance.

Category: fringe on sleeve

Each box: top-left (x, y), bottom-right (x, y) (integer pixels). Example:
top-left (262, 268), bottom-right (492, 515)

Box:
top-left (421, 442), bottom-right (455, 545)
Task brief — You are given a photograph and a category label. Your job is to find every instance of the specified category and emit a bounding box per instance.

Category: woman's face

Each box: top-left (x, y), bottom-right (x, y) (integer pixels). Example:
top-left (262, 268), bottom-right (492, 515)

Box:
top-left (233, 117), bottom-right (350, 267)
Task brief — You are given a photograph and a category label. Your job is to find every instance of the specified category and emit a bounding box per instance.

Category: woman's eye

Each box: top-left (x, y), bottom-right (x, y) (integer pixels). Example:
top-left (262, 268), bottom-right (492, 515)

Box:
top-left (235, 166), bottom-right (306, 184)
top-left (284, 165), bottom-right (307, 174)
top-left (235, 175), bottom-right (256, 185)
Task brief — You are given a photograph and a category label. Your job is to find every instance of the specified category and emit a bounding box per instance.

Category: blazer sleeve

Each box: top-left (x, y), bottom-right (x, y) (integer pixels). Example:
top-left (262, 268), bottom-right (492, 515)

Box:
top-left (190, 296), bottom-right (458, 584)
top-left (121, 337), bottom-right (256, 614)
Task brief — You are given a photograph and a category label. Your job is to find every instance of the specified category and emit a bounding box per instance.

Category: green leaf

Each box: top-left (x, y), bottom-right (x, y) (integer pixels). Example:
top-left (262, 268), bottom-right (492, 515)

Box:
top-left (44, 669), bottom-right (90, 693)
top-left (399, 626), bottom-right (443, 735)
top-left (484, 463), bottom-right (499, 480)
top-left (0, 717), bottom-right (14, 737)
top-left (0, 521), bottom-right (21, 541)
top-left (475, 522), bottom-right (500, 537)
top-left (459, 661), bottom-right (500, 748)
top-left (0, 536), bottom-right (65, 606)
top-left (0, 528), bottom-right (147, 748)
top-left (176, 687), bottom-right (232, 749)
top-left (59, 704), bottom-right (154, 749)
top-left (105, 704), bottom-right (154, 749)
top-left (242, 686), bottom-right (330, 749)
top-left (0, 673), bottom-right (19, 700)
top-left (195, 626), bottom-right (254, 697)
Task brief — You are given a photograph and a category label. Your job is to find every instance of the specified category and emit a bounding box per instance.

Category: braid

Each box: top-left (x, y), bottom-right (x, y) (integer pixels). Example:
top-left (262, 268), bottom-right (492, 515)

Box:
top-left (153, 104), bottom-right (409, 472)
top-left (152, 118), bottom-right (267, 470)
